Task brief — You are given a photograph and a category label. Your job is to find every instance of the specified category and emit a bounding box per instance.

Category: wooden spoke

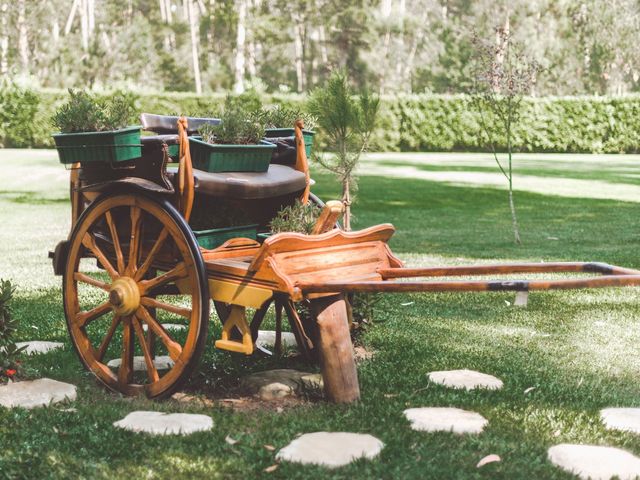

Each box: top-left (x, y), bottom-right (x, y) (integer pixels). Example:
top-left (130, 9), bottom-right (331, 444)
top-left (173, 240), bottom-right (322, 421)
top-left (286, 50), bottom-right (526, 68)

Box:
top-left (118, 317), bottom-right (135, 385)
top-left (126, 206), bottom-right (142, 275)
top-left (96, 314), bottom-right (121, 362)
top-left (134, 228), bottom-right (169, 282)
top-left (138, 263), bottom-right (188, 295)
top-left (140, 296), bottom-right (191, 318)
top-left (82, 233), bottom-right (118, 280)
top-left (104, 211), bottom-right (125, 274)
top-left (76, 301), bottom-right (112, 328)
top-left (73, 272), bottom-right (110, 291)
top-left (132, 316), bottom-right (160, 383)
top-left (136, 306), bottom-right (183, 361)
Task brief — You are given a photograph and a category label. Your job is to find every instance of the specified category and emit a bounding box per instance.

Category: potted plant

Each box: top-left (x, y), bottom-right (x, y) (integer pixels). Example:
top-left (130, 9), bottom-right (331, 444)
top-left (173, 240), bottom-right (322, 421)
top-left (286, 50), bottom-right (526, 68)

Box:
top-left (190, 97), bottom-right (276, 173)
top-left (52, 89), bottom-right (140, 164)
top-left (261, 105), bottom-right (317, 157)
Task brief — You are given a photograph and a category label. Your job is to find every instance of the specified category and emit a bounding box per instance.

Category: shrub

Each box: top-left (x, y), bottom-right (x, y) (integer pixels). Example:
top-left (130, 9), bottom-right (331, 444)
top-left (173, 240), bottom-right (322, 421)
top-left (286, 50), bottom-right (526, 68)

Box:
top-left (5, 88), bottom-right (640, 152)
top-left (0, 83), bottom-right (40, 148)
top-left (51, 89), bottom-right (137, 133)
top-left (0, 279), bottom-right (22, 382)
top-left (198, 96), bottom-right (264, 145)
top-left (268, 200), bottom-right (321, 235)
top-left (260, 104), bottom-right (317, 130)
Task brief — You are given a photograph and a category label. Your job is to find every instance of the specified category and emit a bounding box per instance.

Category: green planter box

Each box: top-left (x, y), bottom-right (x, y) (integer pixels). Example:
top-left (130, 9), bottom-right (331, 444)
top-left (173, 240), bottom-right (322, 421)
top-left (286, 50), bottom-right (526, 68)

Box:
top-left (52, 126), bottom-right (142, 164)
top-left (194, 224), bottom-right (258, 250)
top-left (264, 128), bottom-right (315, 157)
top-left (189, 138), bottom-right (276, 173)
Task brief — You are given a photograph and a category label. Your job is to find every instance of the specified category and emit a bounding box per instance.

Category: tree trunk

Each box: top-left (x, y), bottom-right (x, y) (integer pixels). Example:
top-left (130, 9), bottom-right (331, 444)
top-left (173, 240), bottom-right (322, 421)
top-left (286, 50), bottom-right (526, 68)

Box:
top-left (0, 2), bottom-right (8, 76)
top-left (17, 0), bottom-right (28, 74)
top-left (343, 177), bottom-right (351, 231)
top-left (293, 15), bottom-right (305, 92)
top-left (186, 0), bottom-right (202, 93)
top-left (80, 0), bottom-right (89, 51)
top-left (234, 0), bottom-right (246, 93)
top-left (65, 0), bottom-right (80, 35)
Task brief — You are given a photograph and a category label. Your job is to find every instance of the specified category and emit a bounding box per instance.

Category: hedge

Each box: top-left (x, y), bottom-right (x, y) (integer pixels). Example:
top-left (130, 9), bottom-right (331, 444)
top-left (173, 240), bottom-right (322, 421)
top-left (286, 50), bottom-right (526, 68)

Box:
top-left (2, 86), bottom-right (640, 153)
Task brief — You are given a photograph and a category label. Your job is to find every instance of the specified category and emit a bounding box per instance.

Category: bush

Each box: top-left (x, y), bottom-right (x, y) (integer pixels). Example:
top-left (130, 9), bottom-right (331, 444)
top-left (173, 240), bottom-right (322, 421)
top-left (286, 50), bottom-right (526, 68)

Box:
top-left (199, 96), bottom-right (264, 145)
top-left (0, 279), bottom-right (22, 382)
top-left (4, 88), bottom-right (640, 152)
top-left (0, 83), bottom-right (40, 148)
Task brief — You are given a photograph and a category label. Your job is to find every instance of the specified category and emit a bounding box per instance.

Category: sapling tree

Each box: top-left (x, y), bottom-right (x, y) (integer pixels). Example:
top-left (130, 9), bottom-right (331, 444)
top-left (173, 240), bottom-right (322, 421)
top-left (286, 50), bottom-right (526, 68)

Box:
top-left (308, 71), bottom-right (379, 231)
top-left (471, 24), bottom-right (539, 244)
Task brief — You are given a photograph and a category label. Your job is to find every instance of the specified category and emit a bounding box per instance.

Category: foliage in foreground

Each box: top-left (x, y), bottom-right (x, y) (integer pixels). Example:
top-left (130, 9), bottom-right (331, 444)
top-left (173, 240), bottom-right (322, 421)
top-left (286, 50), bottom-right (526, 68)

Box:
top-left (0, 279), bottom-right (22, 382)
top-left (198, 96), bottom-right (264, 145)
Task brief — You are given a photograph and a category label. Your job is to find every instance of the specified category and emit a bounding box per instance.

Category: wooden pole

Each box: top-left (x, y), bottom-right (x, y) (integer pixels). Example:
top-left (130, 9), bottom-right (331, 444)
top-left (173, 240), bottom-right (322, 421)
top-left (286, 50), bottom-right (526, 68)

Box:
top-left (310, 294), bottom-right (360, 403)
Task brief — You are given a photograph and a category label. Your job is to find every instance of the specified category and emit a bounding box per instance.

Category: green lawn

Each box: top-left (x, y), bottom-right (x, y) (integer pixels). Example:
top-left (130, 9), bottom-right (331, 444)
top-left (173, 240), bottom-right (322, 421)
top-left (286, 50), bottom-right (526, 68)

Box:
top-left (2, 150), bottom-right (640, 479)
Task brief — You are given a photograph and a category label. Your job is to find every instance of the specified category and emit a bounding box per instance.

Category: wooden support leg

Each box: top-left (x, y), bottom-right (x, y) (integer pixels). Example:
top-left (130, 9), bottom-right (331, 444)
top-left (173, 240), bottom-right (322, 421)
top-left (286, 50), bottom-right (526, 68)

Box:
top-left (275, 300), bottom-right (283, 356)
top-left (310, 294), bottom-right (360, 403)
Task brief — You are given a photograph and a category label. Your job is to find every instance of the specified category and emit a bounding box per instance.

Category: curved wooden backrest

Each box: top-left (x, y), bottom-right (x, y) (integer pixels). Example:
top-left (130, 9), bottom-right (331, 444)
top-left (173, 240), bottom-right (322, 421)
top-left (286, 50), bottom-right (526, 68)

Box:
top-left (294, 119), bottom-right (311, 204)
top-left (176, 117), bottom-right (195, 222)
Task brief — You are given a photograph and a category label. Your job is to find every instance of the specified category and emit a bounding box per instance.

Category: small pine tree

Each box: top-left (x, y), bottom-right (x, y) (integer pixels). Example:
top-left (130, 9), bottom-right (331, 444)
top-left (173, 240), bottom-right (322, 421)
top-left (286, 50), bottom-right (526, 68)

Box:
top-left (307, 72), bottom-right (379, 231)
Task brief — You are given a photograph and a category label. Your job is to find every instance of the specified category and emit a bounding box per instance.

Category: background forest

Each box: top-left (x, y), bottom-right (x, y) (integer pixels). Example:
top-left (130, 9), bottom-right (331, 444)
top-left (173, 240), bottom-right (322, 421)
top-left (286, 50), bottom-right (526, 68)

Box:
top-left (2, 0), bottom-right (640, 96)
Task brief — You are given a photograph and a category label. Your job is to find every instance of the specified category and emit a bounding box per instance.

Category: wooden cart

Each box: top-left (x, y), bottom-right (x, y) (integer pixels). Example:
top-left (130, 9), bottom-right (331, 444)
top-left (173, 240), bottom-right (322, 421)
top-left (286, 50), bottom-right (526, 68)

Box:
top-left (52, 116), bottom-right (640, 403)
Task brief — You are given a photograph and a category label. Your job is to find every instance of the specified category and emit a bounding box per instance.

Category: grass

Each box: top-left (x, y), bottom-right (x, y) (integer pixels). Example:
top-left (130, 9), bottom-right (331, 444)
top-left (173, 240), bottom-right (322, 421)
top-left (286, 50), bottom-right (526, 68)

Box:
top-left (2, 149), bottom-right (640, 478)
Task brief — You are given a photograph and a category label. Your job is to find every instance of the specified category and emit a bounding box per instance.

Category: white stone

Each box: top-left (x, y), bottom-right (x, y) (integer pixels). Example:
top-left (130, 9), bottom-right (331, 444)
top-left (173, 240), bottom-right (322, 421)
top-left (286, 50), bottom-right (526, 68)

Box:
top-left (107, 355), bottom-right (174, 371)
top-left (259, 382), bottom-right (294, 401)
top-left (142, 324), bottom-right (187, 332)
top-left (0, 378), bottom-right (77, 409)
top-left (113, 411), bottom-right (213, 435)
top-left (16, 341), bottom-right (64, 355)
top-left (548, 444), bottom-right (640, 480)
top-left (241, 369), bottom-right (308, 394)
top-left (427, 369), bottom-right (503, 390)
top-left (256, 330), bottom-right (297, 349)
top-left (601, 408), bottom-right (640, 434)
top-left (404, 407), bottom-right (488, 434)
top-left (276, 432), bottom-right (384, 468)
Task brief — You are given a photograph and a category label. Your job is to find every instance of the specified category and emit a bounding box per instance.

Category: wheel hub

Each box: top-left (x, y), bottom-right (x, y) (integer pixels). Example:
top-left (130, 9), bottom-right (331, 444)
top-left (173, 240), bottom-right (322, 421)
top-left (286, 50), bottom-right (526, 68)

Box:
top-left (109, 277), bottom-right (140, 316)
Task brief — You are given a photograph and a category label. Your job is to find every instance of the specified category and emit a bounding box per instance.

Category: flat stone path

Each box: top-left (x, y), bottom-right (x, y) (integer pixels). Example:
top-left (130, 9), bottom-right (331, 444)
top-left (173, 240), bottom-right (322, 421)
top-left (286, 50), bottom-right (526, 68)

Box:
top-left (427, 369), bottom-right (503, 390)
top-left (600, 408), bottom-right (640, 434)
top-left (0, 378), bottom-right (76, 409)
top-left (404, 407), bottom-right (488, 434)
top-left (548, 444), bottom-right (640, 480)
top-left (107, 355), bottom-right (174, 371)
top-left (16, 341), bottom-right (63, 355)
top-left (113, 411), bottom-right (213, 435)
top-left (276, 432), bottom-right (384, 468)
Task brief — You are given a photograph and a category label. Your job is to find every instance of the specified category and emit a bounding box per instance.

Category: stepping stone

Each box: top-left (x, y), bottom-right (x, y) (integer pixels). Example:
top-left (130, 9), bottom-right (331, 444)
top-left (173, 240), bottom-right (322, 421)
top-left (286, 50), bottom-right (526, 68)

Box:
top-left (256, 330), bottom-right (297, 349)
top-left (427, 369), bottom-right (503, 390)
top-left (113, 411), bottom-right (213, 435)
top-left (107, 355), bottom-right (174, 371)
top-left (548, 444), bottom-right (640, 480)
top-left (404, 407), bottom-right (488, 434)
top-left (601, 408), bottom-right (640, 434)
top-left (259, 382), bottom-right (294, 401)
top-left (276, 432), bottom-right (384, 468)
top-left (16, 341), bottom-right (64, 355)
top-left (0, 378), bottom-right (76, 409)
top-left (142, 323), bottom-right (187, 332)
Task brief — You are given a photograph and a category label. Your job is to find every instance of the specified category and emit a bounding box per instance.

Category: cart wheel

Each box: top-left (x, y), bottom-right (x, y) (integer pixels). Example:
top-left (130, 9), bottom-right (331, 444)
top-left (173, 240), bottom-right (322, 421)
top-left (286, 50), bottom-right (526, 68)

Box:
top-left (63, 192), bottom-right (209, 398)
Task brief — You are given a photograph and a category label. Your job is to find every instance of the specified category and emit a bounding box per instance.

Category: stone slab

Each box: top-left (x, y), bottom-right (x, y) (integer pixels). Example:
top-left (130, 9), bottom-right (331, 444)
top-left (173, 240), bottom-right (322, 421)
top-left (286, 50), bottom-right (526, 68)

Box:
top-left (16, 341), bottom-right (64, 355)
top-left (256, 330), bottom-right (297, 349)
top-left (404, 407), bottom-right (488, 434)
top-left (142, 324), bottom-right (187, 332)
top-left (107, 355), bottom-right (174, 371)
top-left (113, 411), bottom-right (213, 435)
top-left (601, 408), bottom-right (640, 434)
top-left (548, 444), bottom-right (640, 480)
top-left (427, 369), bottom-right (503, 390)
top-left (276, 432), bottom-right (384, 468)
top-left (0, 378), bottom-right (77, 409)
